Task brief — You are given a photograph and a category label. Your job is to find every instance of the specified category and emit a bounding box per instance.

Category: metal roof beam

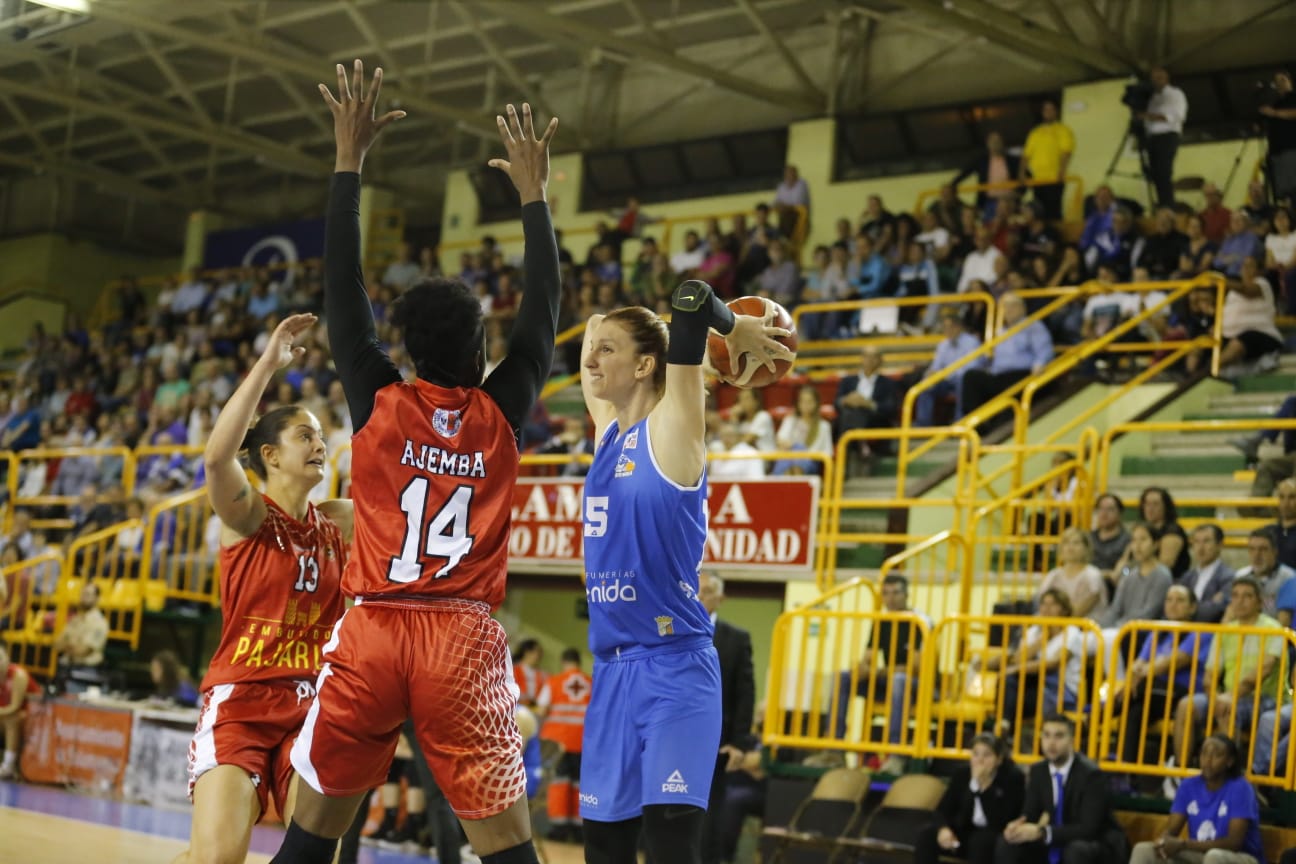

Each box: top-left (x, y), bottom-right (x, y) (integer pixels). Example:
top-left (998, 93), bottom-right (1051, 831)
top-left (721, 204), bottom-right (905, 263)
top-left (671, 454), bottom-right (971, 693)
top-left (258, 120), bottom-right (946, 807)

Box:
top-left (478, 0), bottom-right (821, 113)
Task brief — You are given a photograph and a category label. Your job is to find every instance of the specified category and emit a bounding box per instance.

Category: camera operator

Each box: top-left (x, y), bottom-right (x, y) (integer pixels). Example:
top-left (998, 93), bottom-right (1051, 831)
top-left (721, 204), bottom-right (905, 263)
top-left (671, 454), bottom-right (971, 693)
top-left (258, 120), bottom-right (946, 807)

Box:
top-left (1138, 66), bottom-right (1188, 207)
top-left (1261, 70), bottom-right (1296, 206)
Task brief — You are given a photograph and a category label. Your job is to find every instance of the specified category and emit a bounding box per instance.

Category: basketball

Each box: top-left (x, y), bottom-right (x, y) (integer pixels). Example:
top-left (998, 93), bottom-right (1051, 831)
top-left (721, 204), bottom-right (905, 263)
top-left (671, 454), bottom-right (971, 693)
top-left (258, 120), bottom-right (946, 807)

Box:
top-left (707, 296), bottom-right (798, 388)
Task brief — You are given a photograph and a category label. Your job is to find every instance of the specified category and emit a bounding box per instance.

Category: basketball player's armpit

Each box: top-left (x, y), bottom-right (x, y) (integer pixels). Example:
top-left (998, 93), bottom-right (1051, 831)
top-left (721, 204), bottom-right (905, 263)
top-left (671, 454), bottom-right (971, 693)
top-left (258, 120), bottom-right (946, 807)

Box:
top-left (667, 280), bottom-right (734, 366)
top-left (483, 200), bottom-right (560, 430)
top-left (324, 171), bottom-right (401, 431)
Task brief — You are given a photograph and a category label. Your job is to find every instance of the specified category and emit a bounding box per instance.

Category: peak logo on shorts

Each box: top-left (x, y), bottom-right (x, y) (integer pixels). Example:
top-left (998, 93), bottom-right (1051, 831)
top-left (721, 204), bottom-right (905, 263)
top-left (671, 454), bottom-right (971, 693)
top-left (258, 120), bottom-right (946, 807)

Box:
top-left (661, 769), bottom-right (688, 794)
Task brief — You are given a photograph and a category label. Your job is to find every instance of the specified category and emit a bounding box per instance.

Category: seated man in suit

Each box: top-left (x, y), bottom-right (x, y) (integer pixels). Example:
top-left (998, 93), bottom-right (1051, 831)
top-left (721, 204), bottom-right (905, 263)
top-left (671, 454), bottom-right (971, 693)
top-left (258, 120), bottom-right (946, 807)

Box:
top-left (997, 713), bottom-right (1127, 864)
top-left (1176, 524), bottom-right (1235, 623)
top-left (834, 345), bottom-right (898, 457)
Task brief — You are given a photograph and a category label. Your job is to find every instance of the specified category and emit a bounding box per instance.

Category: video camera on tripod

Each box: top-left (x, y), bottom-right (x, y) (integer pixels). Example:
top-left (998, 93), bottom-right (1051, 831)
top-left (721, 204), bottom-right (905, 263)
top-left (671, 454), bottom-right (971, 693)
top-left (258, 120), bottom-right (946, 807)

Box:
top-left (1121, 79), bottom-right (1156, 115)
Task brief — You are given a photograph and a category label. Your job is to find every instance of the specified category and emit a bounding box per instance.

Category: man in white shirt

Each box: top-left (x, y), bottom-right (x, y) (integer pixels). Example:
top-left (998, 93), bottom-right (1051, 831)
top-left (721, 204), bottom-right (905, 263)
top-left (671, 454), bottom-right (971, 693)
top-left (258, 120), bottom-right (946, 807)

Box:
top-left (669, 230), bottom-right (706, 276)
top-left (1139, 66), bottom-right (1188, 207)
top-left (956, 225), bottom-right (1004, 293)
top-left (708, 423), bottom-right (767, 481)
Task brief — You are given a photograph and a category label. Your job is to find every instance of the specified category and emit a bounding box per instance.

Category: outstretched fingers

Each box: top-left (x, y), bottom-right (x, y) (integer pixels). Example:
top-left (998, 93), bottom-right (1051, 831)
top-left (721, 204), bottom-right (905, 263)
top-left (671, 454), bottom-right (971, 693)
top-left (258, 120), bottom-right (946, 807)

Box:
top-left (336, 63), bottom-right (350, 103)
top-left (351, 58), bottom-right (365, 103)
top-left (538, 116), bottom-right (559, 147)
top-left (496, 111), bottom-right (517, 148)
top-left (367, 67), bottom-right (385, 114)
top-left (521, 103), bottom-right (535, 141)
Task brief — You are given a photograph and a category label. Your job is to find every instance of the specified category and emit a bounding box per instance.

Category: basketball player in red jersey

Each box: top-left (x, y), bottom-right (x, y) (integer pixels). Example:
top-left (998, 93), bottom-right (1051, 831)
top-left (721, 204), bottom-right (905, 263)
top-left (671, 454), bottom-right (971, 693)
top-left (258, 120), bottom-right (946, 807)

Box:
top-left (176, 313), bottom-right (351, 864)
top-left (269, 61), bottom-right (560, 864)
top-left (0, 643), bottom-right (40, 779)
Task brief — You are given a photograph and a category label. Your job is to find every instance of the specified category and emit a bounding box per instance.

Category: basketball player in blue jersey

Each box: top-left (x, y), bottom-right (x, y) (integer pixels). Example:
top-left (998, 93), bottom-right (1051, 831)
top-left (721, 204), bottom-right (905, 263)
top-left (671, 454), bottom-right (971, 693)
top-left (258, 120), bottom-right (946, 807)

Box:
top-left (578, 284), bottom-right (791, 864)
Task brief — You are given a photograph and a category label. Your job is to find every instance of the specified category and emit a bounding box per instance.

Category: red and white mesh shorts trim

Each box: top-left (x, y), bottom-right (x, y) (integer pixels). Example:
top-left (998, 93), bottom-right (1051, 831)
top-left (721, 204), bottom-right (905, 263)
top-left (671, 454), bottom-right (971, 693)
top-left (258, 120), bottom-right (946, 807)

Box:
top-left (291, 600), bottom-right (526, 819)
top-left (187, 679), bottom-right (316, 819)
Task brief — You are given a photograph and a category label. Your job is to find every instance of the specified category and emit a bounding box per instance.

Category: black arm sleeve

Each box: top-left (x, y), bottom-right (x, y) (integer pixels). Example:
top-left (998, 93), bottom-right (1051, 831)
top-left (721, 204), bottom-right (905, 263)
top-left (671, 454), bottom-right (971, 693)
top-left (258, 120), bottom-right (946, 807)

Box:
top-left (481, 201), bottom-right (561, 432)
top-left (324, 172), bottom-right (402, 433)
top-left (666, 279), bottom-right (736, 366)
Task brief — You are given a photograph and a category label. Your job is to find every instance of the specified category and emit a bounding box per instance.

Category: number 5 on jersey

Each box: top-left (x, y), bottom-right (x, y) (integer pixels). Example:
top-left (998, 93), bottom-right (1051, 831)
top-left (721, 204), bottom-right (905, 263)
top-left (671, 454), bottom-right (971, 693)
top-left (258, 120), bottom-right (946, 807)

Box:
top-left (388, 480), bottom-right (475, 583)
top-left (584, 496), bottom-right (608, 537)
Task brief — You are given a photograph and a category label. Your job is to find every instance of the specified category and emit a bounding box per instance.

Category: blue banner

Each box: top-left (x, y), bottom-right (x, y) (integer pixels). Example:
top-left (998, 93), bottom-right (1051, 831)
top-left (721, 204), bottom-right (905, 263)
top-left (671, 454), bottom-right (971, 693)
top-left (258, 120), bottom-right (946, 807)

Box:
top-left (202, 217), bottom-right (325, 272)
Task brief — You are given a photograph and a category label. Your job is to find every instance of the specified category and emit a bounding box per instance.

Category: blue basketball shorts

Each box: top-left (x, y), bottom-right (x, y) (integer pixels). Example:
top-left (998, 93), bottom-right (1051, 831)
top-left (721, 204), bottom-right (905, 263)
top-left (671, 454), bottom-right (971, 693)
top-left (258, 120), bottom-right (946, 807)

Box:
top-left (579, 643), bottom-right (722, 822)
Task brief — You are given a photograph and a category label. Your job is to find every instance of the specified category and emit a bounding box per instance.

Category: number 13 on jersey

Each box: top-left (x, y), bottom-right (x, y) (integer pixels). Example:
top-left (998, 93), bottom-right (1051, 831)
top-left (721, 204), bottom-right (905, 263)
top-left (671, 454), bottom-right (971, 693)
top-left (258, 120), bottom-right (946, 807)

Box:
top-left (387, 479), bottom-right (475, 583)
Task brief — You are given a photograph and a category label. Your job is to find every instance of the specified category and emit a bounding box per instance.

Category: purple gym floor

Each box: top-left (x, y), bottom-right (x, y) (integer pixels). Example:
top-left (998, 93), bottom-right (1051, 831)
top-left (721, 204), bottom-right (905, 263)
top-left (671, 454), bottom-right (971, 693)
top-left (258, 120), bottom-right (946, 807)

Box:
top-left (0, 780), bottom-right (431, 863)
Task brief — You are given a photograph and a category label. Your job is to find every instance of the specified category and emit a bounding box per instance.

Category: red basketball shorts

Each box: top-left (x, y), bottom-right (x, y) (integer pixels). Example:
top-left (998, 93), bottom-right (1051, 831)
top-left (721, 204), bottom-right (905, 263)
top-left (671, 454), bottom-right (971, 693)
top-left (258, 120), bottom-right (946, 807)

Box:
top-left (291, 598), bottom-right (526, 819)
top-left (188, 679), bottom-right (316, 819)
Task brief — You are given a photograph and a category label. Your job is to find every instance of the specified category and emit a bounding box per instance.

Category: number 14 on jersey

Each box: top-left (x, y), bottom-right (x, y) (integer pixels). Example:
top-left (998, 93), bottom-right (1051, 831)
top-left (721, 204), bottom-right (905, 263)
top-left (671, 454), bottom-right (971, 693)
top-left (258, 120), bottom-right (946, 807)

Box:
top-left (387, 479), bottom-right (475, 582)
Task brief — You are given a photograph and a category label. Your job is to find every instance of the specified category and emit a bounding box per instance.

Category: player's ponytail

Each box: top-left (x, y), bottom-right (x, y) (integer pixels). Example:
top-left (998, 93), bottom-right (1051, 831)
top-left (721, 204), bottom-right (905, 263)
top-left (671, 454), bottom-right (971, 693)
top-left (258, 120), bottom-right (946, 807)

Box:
top-left (241, 405), bottom-right (303, 480)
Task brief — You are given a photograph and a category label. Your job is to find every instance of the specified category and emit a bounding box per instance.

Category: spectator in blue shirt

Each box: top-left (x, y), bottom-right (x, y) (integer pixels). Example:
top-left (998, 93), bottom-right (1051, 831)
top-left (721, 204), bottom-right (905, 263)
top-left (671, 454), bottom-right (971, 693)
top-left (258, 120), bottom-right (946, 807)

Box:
top-left (0, 392), bottom-right (41, 452)
top-left (847, 234), bottom-right (892, 303)
top-left (914, 310), bottom-right (983, 426)
top-left (1215, 211), bottom-right (1265, 278)
top-left (1114, 586), bottom-right (1212, 769)
top-left (1131, 734), bottom-right (1264, 864)
top-left (960, 292), bottom-right (1053, 422)
top-left (1079, 185), bottom-right (1117, 253)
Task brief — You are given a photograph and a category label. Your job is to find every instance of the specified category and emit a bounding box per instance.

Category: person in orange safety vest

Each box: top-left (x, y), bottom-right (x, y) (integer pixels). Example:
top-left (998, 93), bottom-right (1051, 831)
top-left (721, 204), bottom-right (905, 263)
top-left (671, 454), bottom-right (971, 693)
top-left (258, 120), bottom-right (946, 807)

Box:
top-left (537, 646), bottom-right (591, 843)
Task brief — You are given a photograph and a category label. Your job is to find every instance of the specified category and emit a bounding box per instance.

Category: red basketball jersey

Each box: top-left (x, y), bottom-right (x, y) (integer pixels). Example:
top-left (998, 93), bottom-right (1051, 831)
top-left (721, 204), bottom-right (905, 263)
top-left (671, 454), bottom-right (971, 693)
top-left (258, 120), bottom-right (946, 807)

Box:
top-left (203, 496), bottom-right (347, 689)
top-left (344, 380), bottom-right (518, 609)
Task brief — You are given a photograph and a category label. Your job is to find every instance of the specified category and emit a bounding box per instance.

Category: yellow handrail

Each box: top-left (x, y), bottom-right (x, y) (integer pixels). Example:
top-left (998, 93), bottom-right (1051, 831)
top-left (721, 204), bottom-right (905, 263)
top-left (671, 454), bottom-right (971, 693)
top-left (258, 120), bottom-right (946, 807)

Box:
top-left (791, 291), bottom-right (997, 349)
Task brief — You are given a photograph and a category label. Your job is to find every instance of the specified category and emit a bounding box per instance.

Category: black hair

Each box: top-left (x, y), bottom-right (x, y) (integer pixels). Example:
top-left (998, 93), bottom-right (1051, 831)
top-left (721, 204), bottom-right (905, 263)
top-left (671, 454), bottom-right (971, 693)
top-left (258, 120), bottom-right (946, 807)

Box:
top-left (1041, 712), bottom-right (1075, 734)
top-left (1193, 523), bottom-right (1224, 544)
top-left (882, 573), bottom-right (908, 592)
top-left (1201, 733), bottom-right (1244, 778)
top-left (1250, 525), bottom-right (1279, 550)
top-left (970, 732), bottom-right (1012, 764)
top-left (512, 638), bottom-right (541, 664)
top-left (1095, 492), bottom-right (1123, 513)
top-left (560, 647), bottom-right (581, 665)
top-left (1140, 486), bottom-right (1179, 523)
top-left (151, 649), bottom-right (190, 696)
top-left (390, 278), bottom-right (485, 388)
top-left (241, 405), bottom-right (310, 481)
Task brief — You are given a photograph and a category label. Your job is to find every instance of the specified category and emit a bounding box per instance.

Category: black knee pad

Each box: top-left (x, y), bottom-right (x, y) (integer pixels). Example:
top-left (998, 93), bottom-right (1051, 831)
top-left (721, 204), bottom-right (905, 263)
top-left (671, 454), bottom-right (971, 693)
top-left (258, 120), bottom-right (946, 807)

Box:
top-left (642, 804), bottom-right (705, 864)
top-left (270, 820), bottom-right (338, 864)
top-left (480, 840), bottom-right (539, 864)
top-left (584, 816), bottom-right (644, 864)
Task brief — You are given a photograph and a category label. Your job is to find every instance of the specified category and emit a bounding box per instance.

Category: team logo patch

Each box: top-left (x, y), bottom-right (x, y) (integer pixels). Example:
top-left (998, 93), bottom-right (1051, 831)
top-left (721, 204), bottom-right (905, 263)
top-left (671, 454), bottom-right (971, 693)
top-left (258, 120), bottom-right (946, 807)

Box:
top-left (655, 615), bottom-right (674, 636)
top-left (615, 453), bottom-right (636, 478)
top-left (432, 408), bottom-right (463, 438)
top-left (662, 769), bottom-right (688, 793)
top-left (622, 429), bottom-right (639, 450)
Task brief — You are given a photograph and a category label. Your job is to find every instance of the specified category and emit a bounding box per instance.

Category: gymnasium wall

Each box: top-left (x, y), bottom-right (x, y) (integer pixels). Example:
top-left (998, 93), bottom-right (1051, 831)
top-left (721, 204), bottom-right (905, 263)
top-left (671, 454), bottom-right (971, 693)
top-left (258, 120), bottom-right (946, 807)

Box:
top-left (0, 232), bottom-right (178, 323)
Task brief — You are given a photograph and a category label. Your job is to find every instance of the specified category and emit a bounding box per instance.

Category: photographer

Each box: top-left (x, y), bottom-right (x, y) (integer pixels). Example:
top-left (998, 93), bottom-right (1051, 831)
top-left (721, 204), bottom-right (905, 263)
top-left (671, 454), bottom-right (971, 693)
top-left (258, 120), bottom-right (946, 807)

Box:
top-left (1138, 67), bottom-right (1188, 207)
top-left (1261, 70), bottom-right (1296, 205)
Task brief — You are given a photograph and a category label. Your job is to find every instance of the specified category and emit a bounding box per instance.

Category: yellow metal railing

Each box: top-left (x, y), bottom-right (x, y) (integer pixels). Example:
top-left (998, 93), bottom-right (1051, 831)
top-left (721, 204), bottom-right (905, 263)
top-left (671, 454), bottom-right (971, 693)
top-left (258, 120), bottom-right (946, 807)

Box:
top-left (1099, 620), bottom-right (1295, 784)
top-left (143, 488), bottom-right (218, 608)
top-left (912, 174), bottom-right (1086, 222)
top-left (4, 446), bottom-right (134, 533)
top-left (764, 609), bottom-right (1295, 784)
top-left (65, 521), bottom-right (147, 648)
top-left (0, 550), bottom-right (64, 680)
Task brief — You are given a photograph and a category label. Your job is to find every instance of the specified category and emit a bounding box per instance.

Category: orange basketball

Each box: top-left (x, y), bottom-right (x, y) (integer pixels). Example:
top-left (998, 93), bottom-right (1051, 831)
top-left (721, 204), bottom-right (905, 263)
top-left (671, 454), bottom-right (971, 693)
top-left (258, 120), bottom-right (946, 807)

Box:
top-left (707, 296), bottom-right (798, 388)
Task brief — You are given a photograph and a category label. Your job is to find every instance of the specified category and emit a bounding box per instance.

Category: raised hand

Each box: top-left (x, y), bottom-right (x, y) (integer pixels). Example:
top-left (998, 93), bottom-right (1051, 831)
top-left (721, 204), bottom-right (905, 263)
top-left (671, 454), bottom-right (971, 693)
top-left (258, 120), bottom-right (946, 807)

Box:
top-left (318, 59), bottom-right (407, 173)
top-left (723, 298), bottom-right (794, 387)
top-left (260, 314), bottom-right (317, 370)
top-left (488, 103), bottom-right (558, 206)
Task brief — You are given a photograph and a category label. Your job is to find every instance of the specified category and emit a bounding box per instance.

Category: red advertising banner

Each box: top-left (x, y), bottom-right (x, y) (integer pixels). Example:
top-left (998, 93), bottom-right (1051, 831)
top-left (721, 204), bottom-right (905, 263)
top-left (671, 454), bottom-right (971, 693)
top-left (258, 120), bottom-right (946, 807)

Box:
top-left (20, 698), bottom-right (134, 791)
top-left (509, 477), bottom-right (819, 576)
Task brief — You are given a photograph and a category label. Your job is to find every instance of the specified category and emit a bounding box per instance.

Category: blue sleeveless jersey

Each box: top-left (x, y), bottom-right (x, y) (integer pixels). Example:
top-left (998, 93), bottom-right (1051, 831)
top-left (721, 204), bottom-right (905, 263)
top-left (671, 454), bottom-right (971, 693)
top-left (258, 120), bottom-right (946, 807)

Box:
top-left (581, 417), bottom-right (712, 658)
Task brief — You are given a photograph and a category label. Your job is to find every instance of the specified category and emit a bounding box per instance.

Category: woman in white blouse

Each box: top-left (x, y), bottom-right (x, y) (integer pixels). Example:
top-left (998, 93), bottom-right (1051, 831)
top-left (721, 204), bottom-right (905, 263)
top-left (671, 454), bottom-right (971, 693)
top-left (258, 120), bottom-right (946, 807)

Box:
top-left (729, 386), bottom-right (776, 452)
top-left (1036, 527), bottom-right (1107, 620)
top-left (772, 384), bottom-right (833, 475)
top-left (1219, 256), bottom-right (1283, 370)
top-left (1265, 207), bottom-right (1296, 313)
